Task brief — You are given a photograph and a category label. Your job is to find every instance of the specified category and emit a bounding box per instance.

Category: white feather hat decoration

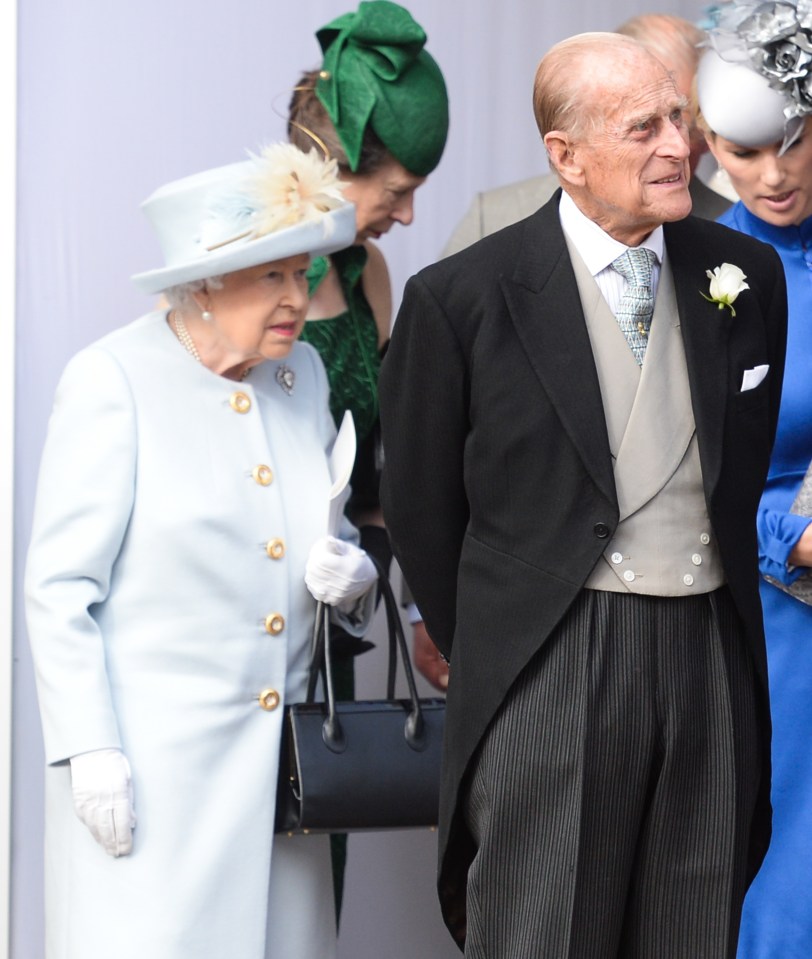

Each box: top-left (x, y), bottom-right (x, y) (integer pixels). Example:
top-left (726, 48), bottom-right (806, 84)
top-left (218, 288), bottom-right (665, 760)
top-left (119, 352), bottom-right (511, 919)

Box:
top-left (132, 143), bottom-right (356, 295)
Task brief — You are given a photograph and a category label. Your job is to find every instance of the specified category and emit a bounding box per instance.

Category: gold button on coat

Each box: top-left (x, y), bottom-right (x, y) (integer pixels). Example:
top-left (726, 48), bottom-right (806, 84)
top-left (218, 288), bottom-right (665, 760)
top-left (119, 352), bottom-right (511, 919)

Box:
top-left (258, 688), bottom-right (280, 711)
top-left (252, 465), bottom-right (273, 486)
top-left (229, 391), bottom-right (251, 414)
top-left (266, 538), bottom-right (286, 560)
top-left (265, 613), bottom-right (285, 635)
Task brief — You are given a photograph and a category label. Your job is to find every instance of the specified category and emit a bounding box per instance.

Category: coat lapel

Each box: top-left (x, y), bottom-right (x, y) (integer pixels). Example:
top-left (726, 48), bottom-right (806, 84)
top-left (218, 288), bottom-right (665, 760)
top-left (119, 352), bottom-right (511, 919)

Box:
top-left (499, 195), bottom-right (617, 508)
top-left (498, 208), bottom-right (732, 512)
top-left (665, 218), bottom-right (732, 502)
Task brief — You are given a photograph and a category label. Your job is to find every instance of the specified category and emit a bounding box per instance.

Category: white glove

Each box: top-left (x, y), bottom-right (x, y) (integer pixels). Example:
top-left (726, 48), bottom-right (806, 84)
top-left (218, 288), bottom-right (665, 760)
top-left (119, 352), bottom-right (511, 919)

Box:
top-left (70, 748), bottom-right (136, 857)
top-left (305, 535), bottom-right (377, 610)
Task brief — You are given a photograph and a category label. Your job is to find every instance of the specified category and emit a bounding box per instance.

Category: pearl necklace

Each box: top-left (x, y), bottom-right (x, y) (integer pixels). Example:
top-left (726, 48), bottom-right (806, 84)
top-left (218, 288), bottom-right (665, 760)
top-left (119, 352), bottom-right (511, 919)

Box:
top-left (171, 312), bottom-right (202, 363)
top-left (171, 312), bottom-right (248, 380)
top-left (170, 311), bottom-right (291, 387)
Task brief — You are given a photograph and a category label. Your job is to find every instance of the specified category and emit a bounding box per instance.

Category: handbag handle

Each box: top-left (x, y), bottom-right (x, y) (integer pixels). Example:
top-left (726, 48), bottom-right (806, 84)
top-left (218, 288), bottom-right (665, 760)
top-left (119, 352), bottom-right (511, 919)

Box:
top-left (304, 556), bottom-right (430, 755)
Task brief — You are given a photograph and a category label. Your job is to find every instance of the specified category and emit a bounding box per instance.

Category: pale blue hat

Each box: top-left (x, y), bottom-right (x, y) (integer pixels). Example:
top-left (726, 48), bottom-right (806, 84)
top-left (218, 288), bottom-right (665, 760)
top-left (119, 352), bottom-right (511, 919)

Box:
top-left (132, 143), bottom-right (356, 294)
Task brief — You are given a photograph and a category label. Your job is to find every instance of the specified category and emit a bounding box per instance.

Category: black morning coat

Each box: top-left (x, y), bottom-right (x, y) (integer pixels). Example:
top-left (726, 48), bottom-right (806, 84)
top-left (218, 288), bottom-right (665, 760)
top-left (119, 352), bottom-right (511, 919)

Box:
top-left (379, 192), bottom-right (788, 943)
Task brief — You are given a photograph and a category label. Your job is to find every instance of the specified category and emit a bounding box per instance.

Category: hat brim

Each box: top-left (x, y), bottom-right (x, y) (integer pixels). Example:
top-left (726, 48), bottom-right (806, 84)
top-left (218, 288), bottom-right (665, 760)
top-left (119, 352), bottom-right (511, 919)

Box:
top-left (131, 204), bottom-right (357, 295)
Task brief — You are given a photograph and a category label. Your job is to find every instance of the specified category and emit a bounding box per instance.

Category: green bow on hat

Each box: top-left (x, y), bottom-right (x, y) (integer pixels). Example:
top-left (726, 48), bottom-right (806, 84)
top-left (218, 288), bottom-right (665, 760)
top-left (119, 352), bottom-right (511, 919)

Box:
top-left (315, 0), bottom-right (449, 177)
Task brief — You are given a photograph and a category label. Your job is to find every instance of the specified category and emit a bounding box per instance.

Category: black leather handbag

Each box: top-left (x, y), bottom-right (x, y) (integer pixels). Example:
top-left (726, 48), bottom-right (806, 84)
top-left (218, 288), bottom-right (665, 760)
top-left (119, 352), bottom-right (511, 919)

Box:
top-left (274, 560), bottom-right (446, 834)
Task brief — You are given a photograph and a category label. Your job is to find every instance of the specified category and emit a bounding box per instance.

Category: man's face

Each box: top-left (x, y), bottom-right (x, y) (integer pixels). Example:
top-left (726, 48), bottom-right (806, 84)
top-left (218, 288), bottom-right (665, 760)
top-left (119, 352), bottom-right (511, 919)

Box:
top-left (569, 58), bottom-right (692, 245)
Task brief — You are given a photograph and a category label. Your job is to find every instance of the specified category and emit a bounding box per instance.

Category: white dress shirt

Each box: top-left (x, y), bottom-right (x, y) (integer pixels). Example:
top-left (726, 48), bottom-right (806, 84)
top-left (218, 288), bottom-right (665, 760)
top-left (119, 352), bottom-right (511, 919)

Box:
top-left (558, 191), bottom-right (663, 312)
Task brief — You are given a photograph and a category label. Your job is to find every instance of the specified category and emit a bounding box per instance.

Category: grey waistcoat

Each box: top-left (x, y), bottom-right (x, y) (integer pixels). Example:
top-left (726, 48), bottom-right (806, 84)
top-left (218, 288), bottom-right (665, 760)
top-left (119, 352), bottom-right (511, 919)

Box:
top-left (566, 239), bottom-right (725, 596)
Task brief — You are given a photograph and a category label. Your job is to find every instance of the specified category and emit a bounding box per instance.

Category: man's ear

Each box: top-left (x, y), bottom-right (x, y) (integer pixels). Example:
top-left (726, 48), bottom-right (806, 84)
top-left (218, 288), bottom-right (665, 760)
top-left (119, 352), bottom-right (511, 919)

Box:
top-left (544, 131), bottom-right (584, 187)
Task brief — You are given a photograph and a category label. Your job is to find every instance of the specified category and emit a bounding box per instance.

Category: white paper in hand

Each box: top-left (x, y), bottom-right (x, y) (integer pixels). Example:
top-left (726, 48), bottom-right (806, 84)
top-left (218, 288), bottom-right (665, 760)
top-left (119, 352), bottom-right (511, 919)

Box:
top-left (327, 411), bottom-right (357, 536)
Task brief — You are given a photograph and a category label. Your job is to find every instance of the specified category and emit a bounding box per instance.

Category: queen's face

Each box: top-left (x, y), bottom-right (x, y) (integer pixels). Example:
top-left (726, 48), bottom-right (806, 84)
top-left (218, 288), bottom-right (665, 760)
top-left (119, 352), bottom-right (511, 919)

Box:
top-left (202, 254), bottom-right (310, 361)
top-left (341, 155), bottom-right (427, 243)
top-left (706, 118), bottom-right (812, 227)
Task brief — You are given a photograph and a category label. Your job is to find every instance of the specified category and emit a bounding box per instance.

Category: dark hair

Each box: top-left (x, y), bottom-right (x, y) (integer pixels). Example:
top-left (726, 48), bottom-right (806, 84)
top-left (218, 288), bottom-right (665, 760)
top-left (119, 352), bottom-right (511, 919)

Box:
top-left (287, 70), bottom-right (391, 176)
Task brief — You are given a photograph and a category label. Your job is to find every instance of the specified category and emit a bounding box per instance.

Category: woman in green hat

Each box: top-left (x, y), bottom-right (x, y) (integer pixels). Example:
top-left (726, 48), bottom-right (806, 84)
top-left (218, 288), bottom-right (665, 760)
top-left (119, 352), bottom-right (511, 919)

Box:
top-left (287, 0), bottom-right (449, 919)
top-left (289, 0), bottom-right (448, 570)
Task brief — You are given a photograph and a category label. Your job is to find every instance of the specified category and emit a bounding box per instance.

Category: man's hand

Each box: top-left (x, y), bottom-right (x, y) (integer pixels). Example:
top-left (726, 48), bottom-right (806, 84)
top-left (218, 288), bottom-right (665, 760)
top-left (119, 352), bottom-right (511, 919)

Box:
top-left (413, 621), bottom-right (449, 692)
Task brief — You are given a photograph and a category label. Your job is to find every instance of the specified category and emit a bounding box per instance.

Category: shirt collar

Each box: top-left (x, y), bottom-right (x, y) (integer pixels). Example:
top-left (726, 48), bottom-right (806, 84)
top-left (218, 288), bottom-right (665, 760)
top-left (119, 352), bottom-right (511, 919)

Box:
top-left (558, 190), bottom-right (664, 276)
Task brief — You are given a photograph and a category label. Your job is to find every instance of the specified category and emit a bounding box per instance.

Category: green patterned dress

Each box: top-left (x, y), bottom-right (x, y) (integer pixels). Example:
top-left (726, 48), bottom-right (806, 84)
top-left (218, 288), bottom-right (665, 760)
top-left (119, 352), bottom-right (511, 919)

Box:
top-left (300, 246), bottom-right (382, 512)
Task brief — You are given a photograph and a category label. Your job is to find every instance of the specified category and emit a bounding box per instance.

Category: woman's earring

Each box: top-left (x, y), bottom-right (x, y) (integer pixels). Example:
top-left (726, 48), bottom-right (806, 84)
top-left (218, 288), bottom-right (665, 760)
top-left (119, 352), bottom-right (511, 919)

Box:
top-left (201, 309), bottom-right (214, 322)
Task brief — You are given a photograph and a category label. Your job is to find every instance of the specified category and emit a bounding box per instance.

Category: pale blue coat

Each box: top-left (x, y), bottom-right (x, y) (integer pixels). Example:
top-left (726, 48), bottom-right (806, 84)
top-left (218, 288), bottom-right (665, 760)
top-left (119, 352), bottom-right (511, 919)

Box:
top-left (25, 311), bottom-right (363, 959)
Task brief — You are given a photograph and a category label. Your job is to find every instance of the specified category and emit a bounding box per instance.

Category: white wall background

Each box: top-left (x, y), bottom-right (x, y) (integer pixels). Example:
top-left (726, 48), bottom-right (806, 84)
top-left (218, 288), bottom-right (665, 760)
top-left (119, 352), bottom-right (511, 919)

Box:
top-left (8, 0), bottom-right (706, 955)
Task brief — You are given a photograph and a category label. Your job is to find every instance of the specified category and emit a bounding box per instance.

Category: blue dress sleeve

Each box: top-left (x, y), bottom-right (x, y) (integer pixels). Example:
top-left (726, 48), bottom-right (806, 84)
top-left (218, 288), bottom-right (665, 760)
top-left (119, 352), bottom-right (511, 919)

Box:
top-left (758, 506), bottom-right (812, 583)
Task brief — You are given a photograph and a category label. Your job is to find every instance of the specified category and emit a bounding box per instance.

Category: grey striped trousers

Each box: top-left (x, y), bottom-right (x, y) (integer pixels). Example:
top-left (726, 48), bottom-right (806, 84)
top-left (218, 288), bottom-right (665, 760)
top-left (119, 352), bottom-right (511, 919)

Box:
top-left (462, 588), bottom-right (760, 959)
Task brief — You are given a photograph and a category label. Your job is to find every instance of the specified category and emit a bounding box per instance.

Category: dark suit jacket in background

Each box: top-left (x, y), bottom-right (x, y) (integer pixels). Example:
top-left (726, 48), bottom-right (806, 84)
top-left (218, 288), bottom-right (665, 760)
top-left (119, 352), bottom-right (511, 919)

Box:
top-left (379, 193), bottom-right (787, 937)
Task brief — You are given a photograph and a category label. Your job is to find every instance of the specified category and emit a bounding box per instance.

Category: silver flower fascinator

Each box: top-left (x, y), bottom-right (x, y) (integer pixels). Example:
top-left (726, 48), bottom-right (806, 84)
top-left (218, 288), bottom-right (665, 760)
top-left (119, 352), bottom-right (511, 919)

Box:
top-left (705, 0), bottom-right (812, 153)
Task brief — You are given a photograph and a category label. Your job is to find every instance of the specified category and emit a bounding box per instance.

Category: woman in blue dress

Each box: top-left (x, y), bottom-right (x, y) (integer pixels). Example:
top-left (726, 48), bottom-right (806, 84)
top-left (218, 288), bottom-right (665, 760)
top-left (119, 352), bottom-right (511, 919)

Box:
top-left (697, 4), bottom-right (812, 956)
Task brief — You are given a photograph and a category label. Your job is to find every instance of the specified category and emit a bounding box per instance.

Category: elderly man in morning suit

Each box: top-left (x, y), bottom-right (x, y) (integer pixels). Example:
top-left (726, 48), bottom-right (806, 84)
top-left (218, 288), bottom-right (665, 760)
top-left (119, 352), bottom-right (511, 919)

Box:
top-left (380, 32), bottom-right (787, 959)
top-left (443, 14), bottom-right (731, 258)
top-left (409, 13), bottom-right (733, 695)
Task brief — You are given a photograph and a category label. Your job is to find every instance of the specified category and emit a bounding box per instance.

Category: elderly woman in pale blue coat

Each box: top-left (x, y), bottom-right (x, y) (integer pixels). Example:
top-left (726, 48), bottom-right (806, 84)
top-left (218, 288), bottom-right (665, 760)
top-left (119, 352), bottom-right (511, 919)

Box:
top-left (25, 143), bottom-right (378, 959)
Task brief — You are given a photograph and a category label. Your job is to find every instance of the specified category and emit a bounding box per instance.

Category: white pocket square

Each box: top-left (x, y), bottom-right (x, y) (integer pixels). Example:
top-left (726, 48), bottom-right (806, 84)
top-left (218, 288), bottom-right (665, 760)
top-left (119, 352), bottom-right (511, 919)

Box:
top-left (741, 365), bottom-right (769, 392)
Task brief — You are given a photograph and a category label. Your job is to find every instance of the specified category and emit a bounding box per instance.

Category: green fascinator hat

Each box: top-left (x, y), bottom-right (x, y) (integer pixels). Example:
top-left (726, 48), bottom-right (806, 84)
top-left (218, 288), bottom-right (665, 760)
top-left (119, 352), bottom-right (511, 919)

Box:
top-left (315, 0), bottom-right (449, 177)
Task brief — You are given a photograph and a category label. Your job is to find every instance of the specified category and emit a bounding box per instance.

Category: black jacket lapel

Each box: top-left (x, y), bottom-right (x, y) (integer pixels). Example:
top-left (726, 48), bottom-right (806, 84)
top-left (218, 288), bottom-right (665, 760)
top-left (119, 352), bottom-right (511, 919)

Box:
top-left (666, 218), bottom-right (731, 502)
top-left (500, 196), bottom-right (617, 508)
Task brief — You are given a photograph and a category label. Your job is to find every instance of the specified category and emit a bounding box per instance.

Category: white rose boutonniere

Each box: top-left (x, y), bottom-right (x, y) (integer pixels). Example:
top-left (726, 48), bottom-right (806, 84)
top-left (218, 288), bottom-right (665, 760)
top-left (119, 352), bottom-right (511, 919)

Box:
top-left (701, 263), bottom-right (750, 317)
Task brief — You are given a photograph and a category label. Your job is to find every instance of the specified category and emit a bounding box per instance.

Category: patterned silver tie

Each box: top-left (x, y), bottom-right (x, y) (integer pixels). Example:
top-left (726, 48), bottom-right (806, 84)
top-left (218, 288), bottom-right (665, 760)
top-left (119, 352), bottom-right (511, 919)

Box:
top-left (611, 248), bottom-right (657, 366)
